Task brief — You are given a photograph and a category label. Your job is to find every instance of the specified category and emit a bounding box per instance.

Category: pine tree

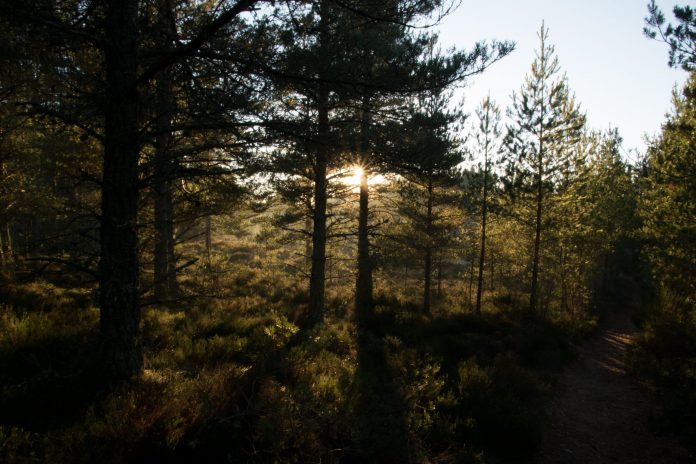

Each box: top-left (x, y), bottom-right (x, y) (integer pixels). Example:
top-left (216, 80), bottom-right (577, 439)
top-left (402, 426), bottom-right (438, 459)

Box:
top-left (645, 1), bottom-right (696, 71)
top-left (505, 23), bottom-right (585, 314)
top-left (390, 89), bottom-right (464, 313)
top-left (470, 95), bottom-right (502, 315)
top-left (640, 72), bottom-right (696, 313)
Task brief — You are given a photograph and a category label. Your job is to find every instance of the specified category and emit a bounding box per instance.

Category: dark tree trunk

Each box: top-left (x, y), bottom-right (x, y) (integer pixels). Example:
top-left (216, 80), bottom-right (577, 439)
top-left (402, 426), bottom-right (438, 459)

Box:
top-left (468, 248), bottom-right (475, 311)
top-left (423, 178), bottom-right (433, 314)
top-left (355, 96), bottom-right (373, 327)
top-left (152, 0), bottom-right (177, 303)
top-left (529, 132), bottom-right (544, 314)
top-left (0, 219), bottom-right (5, 271)
top-left (308, 89), bottom-right (328, 326)
top-left (489, 244), bottom-right (495, 291)
top-left (436, 259), bottom-right (442, 297)
top-left (475, 146), bottom-right (490, 316)
top-left (0, 220), bottom-right (8, 271)
top-left (24, 220), bottom-right (30, 257)
top-left (0, 160), bottom-right (9, 270)
top-left (99, 0), bottom-right (142, 383)
top-left (307, 0), bottom-right (331, 327)
top-left (153, 73), bottom-right (177, 302)
top-left (3, 222), bottom-right (11, 265)
top-left (424, 247), bottom-right (431, 313)
top-left (601, 252), bottom-right (609, 292)
top-left (205, 215), bottom-right (212, 264)
top-left (305, 215), bottom-right (312, 270)
top-left (560, 243), bottom-right (568, 312)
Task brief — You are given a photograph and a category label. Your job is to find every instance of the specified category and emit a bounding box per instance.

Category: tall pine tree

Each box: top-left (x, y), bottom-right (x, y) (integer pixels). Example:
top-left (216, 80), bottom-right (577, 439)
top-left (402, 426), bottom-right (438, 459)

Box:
top-left (505, 24), bottom-right (585, 314)
top-left (470, 95), bottom-right (502, 315)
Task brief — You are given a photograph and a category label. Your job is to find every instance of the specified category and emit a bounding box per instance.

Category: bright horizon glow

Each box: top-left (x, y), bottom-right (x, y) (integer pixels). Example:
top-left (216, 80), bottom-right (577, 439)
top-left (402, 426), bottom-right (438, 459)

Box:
top-left (435, 1), bottom-right (688, 160)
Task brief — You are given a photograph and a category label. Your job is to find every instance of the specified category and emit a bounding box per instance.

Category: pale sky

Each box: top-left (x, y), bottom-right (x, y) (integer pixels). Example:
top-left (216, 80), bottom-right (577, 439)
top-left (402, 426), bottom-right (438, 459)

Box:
top-left (435, 0), bottom-right (688, 158)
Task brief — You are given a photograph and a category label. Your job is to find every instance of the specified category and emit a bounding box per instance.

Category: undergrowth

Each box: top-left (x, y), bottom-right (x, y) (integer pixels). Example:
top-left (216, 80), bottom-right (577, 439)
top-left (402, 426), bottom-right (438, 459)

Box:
top-left (632, 307), bottom-right (696, 442)
top-left (0, 271), bottom-right (590, 463)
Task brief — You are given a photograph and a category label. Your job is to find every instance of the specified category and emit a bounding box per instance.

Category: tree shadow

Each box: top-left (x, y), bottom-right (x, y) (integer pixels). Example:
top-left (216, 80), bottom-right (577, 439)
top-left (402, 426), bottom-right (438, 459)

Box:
top-left (0, 328), bottom-right (106, 431)
top-left (352, 328), bottom-right (411, 463)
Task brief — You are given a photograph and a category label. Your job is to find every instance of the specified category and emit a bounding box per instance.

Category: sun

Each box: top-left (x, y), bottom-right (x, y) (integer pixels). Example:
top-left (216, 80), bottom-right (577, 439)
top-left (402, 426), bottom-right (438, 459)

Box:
top-left (349, 166), bottom-right (364, 186)
top-left (342, 165), bottom-right (386, 189)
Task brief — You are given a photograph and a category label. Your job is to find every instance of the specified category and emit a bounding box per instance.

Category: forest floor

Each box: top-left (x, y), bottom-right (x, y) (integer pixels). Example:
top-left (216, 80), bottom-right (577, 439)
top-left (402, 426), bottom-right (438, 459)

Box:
top-left (535, 279), bottom-right (694, 464)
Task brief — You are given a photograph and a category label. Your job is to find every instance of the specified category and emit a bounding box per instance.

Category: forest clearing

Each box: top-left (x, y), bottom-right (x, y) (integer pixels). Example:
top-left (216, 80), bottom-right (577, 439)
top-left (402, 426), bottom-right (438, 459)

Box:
top-left (0, 1), bottom-right (695, 462)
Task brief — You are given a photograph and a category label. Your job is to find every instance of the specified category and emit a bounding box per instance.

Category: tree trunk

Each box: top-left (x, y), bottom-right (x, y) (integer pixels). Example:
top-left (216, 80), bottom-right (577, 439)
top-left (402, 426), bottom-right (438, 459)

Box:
top-left (99, 0), bottom-right (142, 383)
top-left (307, 0), bottom-right (331, 327)
top-left (489, 244), bottom-right (495, 291)
top-left (355, 95), bottom-right (373, 327)
top-left (3, 222), bottom-right (11, 266)
top-left (308, 98), bottom-right (328, 325)
top-left (153, 70), bottom-right (177, 302)
top-left (423, 178), bottom-right (433, 314)
top-left (0, 159), bottom-right (8, 271)
top-left (468, 248), bottom-right (475, 311)
top-left (205, 215), bottom-right (212, 264)
top-left (529, 123), bottom-right (544, 314)
top-left (529, 166), bottom-right (543, 314)
top-left (601, 252), bottom-right (609, 293)
top-left (560, 242), bottom-right (568, 312)
top-left (153, 0), bottom-right (178, 303)
top-left (305, 215), bottom-right (312, 270)
top-left (24, 220), bottom-right (30, 257)
top-left (424, 246), bottom-right (431, 313)
top-left (436, 259), bottom-right (442, 297)
top-left (0, 218), bottom-right (8, 271)
top-left (475, 146), bottom-right (490, 316)
top-left (0, 220), bottom-right (5, 271)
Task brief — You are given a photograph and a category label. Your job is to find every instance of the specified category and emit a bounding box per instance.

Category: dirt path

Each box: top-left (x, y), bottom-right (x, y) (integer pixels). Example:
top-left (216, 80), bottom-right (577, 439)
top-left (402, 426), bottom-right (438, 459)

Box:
top-left (535, 307), bottom-right (693, 464)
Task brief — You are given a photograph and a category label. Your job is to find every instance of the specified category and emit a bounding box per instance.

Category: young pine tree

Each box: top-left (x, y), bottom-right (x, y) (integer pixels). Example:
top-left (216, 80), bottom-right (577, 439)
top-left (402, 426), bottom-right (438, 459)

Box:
top-left (470, 95), bottom-right (503, 315)
top-left (640, 73), bottom-right (696, 314)
top-left (392, 90), bottom-right (463, 313)
top-left (505, 24), bottom-right (586, 314)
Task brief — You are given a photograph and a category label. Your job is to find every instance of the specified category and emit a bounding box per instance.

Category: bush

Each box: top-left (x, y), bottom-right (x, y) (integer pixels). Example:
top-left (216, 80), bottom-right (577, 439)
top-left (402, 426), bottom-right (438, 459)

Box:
top-left (52, 364), bottom-right (247, 464)
top-left (633, 308), bottom-right (696, 439)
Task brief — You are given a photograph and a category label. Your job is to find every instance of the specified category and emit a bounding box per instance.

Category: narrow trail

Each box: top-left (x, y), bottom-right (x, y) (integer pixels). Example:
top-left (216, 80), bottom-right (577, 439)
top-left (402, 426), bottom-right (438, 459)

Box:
top-left (535, 290), bottom-right (693, 463)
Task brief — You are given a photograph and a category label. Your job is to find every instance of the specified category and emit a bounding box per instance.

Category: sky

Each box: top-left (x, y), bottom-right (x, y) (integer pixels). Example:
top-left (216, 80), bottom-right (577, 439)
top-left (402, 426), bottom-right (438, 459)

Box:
top-left (434, 0), bottom-right (689, 159)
